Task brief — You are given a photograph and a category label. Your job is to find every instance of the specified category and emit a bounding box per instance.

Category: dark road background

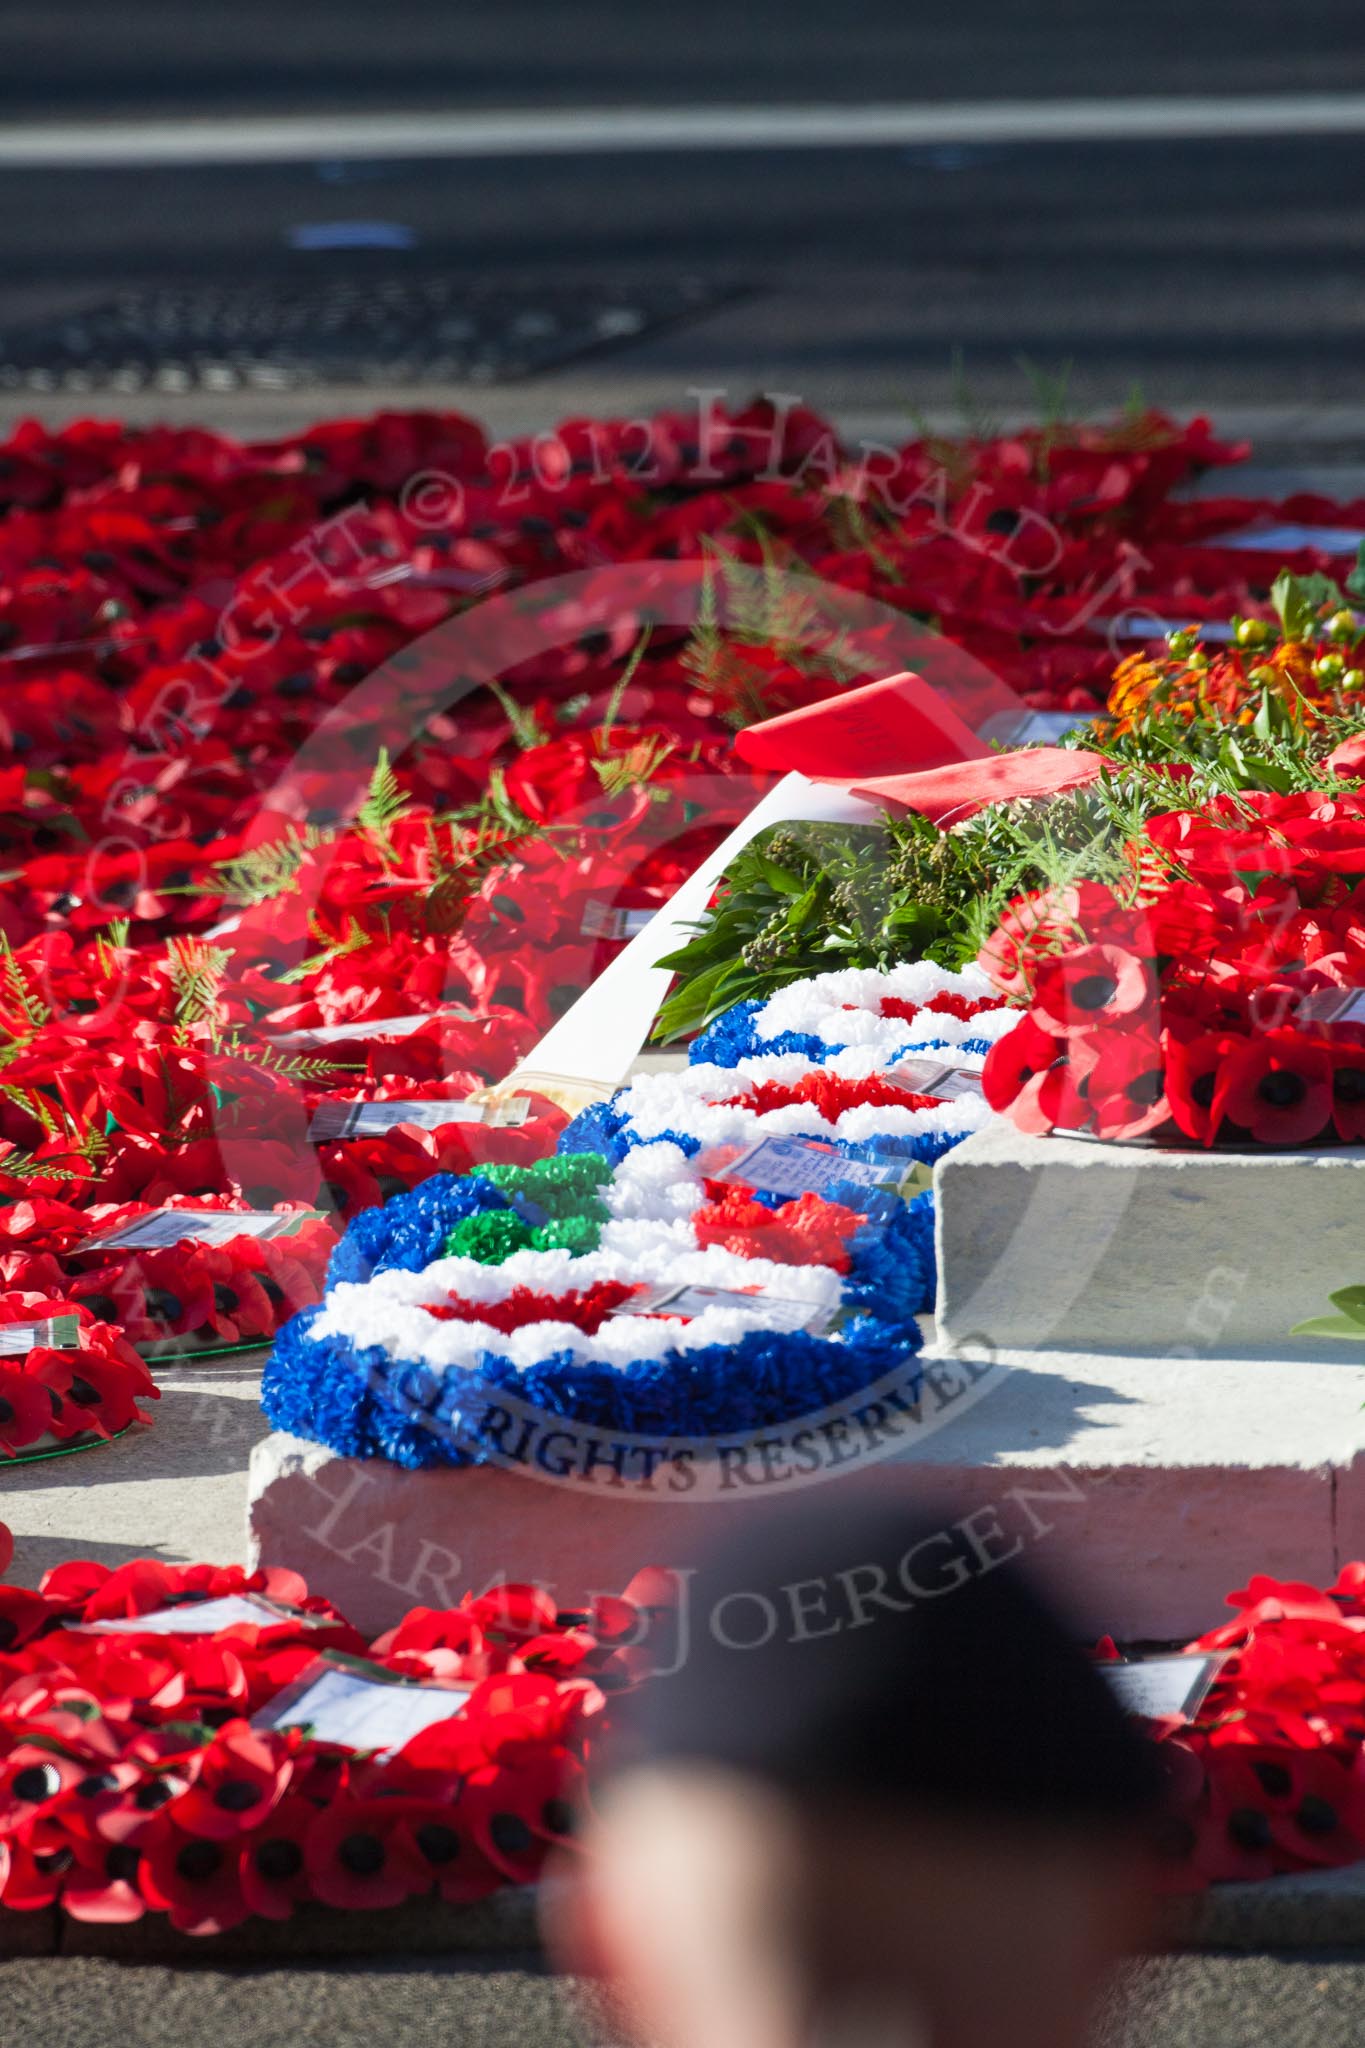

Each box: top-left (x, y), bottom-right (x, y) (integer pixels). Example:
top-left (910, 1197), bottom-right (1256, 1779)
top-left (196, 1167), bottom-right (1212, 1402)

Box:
top-left (6, 2), bottom-right (1364, 116)
top-left (1, 1), bottom-right (1364, 420)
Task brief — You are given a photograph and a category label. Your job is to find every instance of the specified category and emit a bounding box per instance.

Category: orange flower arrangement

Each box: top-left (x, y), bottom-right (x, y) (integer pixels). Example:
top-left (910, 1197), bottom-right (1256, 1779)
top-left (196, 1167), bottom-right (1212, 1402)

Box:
top-left (1105, 609), bottom-right (1365, 738)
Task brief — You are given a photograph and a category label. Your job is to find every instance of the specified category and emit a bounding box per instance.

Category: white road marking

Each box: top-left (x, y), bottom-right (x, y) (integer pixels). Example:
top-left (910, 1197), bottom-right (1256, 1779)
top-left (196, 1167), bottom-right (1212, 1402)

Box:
top-left (2, 95), bottom-right (1365, 166)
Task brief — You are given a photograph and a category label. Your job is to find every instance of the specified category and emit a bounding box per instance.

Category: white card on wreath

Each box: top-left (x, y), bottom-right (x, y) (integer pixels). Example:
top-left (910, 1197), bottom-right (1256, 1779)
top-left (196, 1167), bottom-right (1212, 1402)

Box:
top-left (1100, 1653), bottom-right (1225, 1721)
top-left (0, 1314), bottom-right (80, 1354)
top-left (888, 1055), bottom-right (985, 1101)
top-left (270, 1007), bottom-right (476, 1048)
top-left (614, 1281), bottom-right (833, 1334)
top-left (84, 1593), bottom-right (308, 1636)
top-left (1297, 988), bottom-right (1365, 1027)
top-left (307, 1096), bottom-right (531, 1141)
top-left (717, 1134), bottom-right (896, 1199)
top-left (254, 1657), bottom-right (472, 1753)
top-left (84, 1208), bottom-right (324, 1252)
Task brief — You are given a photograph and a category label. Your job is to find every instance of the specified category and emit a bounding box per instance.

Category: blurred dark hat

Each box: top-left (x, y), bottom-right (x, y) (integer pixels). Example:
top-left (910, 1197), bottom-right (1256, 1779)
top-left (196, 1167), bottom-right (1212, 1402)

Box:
top-left (619, 1488), bottom-right (1162, 1826)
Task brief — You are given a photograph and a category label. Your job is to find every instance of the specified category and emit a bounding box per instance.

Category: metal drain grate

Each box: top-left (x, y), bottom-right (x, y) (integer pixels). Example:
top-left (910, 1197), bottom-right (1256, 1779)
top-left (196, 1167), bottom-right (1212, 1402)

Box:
top-left (0, 272), bottom-right (736, 392)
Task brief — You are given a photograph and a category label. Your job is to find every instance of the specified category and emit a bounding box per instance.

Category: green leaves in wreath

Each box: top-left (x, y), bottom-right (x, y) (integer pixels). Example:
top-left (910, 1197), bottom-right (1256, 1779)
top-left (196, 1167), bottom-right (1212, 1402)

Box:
top-left (1271, 569), bottom-right (1345, 645)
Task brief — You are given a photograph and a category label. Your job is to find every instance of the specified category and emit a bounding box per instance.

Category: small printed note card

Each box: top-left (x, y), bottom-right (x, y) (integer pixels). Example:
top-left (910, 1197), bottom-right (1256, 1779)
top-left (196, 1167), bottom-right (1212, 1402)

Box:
top-left (307, 1096), bottom-right (530, 1141)
top-left (0, 1314), bottom-right (80, 1354)
top-left (1100, 1653), bottom-right (1226, 1722)
top-left (270, 1008), bottom-right (475, 1048)
top-left (580, 903), bottom-right (656, 942)
top-left (253, 1655), bottom-right (472, 1753)
top-left (84, 1208), bottom-right (326, 1252)
top-left (83, 1593), bottom-right (315, 1636)
top-left (1297, 988), bottom-right (1365, 1027)
top-left (886, 1054), bottom-right (986, 1101)
top-left (613, 1281), bottom-right (833, 1334)
top-left (717, 1135), bottom-right (899, 1201)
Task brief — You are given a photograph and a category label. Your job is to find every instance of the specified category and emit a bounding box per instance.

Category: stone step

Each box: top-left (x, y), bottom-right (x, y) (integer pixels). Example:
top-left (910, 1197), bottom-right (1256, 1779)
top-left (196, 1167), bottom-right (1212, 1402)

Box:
top-left (247, 1333), bottom-right (1365, 1641)
top-left (935, 1122), bottom-right (1365, 1363)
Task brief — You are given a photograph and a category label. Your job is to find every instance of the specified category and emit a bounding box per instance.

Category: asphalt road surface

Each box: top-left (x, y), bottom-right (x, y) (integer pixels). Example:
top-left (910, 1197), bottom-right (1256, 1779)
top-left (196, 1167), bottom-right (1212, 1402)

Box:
top-left (1, 1), bottom-right (1364, 414)
top-left (5, 2), bottom-right (1365, 119)
top-left (8, 1950), bottom-right (1365, 2048)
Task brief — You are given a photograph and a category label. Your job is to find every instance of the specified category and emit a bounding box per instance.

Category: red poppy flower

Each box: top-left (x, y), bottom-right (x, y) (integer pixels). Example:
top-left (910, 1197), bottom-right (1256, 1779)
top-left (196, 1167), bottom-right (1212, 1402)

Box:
top-left (999, 1055), bottom-right (1091, 1136)
top-left (238, 1793), bottom-right (317, 1920)
top-left (139, 1822), bottom-right (251, 1934)
top-left (58, 1833), bottom-right (150, 1924)
top-left (453, 1751), bottom-right (585, 1883)
top-left (0, 1745), bottom-right (87, 1830)
top-left (1082, 1032), bottom-right (1171, 1140)
top-left (377, 1797), bottom-right (505, 1905)
top-left (304, 1795), bottom-right (429, 1911)
top-left (28, 1348), bottom-right (150, 1443)
top-left (1030, 943), bottom-right (1157, 1038)
top-left (169, 1725), bottom-right (292, 1840)
top-left (464, 1585), bottom-right (561, 1649)
top-left (0, 1363), bottom-right (53, 1454)
top-left (1163, 1031), bottom-right (1238, 1147)
top-left (1214, 1032), bottom-right (1334, 1148)
top-left (980, 1015), bottom-right (1065, 1114)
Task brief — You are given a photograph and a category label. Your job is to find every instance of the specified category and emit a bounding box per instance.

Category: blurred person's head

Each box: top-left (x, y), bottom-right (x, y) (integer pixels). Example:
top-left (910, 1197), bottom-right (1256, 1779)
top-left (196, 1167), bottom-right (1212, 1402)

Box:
top-left (547, 1487), bottom-right (1162, 2048)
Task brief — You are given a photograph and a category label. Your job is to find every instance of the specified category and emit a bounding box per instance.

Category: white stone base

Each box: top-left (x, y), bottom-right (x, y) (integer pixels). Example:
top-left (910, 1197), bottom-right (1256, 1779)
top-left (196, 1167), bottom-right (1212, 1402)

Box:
top-left (247, 1338), bottom-right (1365, 1640)
top-left (936, 1121), bottom-right (1365, 1359)
top-left (247, 1433), bottom-right (768, 1636)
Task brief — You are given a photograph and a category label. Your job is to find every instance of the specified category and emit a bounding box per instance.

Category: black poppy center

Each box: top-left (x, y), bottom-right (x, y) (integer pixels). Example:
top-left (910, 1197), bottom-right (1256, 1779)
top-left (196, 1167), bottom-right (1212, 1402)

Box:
top-left (12, 1763), bottom-right (62, 1803)
top-left (338, 1831), bottom-right (386, 1876)
top-left (67, 1377), bottom-right (102, 1408)
top-left (542, 1799), bottom-right (575, 1837)
top-left (1335, 1069), bottom-right (1365, 1104)
top-left (1253, 1761), bottom-right (1292, 1800)
top-left (415, 1823), bottom-right (461, 1866)
top-left (1190, 1072), bottom-right (1218, 1109)
top-left (490, 1813), bottom-right (534, 1857)
top-left (0, 1399), bottom-right (14, 1427)
top-left (1071, 973), bottom-right (1119, 1012)
top-left (105, 1845), bottom-right (141, 1884)
top-left (254, 1838), bottom-right (304, 1881)
top-left (1257, 1071), bottom-right (1307, 1110)
top-left (1126, 1070), bottom-right (1164, 1109)
top-left (76, 1773), bottom-right (119, 1799)
top-left (175, 1839), bottom-right (224, 1882)
top-left (1227, 1807), bottom-right (1272, 1851)
top-left (1298, 1795), bottom-right (1338, 1836)
top-left (213, 1778), bottom-right (261, 1813)
top-left (134, 1778), bottom-right (175, 1812)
